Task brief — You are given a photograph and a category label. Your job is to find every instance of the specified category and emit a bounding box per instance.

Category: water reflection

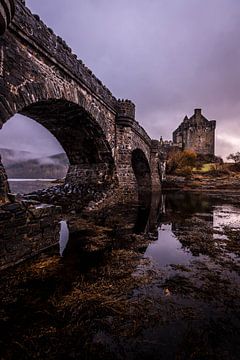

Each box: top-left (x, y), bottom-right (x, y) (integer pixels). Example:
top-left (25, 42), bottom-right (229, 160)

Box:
top-left (214, 205), bottom-right (240, 233)
top-left (59, 220), bottom-right (69, 256)
top-left (145, 223), bottom-right (193, 266)
top-left (134, 191), bottom-right (161, 234)
top-left (145, 191), bottom-right (240, 267)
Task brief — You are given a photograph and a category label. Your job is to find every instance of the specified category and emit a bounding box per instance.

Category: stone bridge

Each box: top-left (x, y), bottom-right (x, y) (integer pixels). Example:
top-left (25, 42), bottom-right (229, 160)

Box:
top-left (0, 0), bottom-right (161, 207)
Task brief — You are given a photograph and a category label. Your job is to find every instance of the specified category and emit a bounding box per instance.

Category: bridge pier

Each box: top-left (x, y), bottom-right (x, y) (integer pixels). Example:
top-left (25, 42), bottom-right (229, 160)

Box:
top-left (0, 155), bottom-right (9, 203)
top-left (150, 140), bottom-right (162, 192)
top-left (116, 100), bottom-right (161, 205)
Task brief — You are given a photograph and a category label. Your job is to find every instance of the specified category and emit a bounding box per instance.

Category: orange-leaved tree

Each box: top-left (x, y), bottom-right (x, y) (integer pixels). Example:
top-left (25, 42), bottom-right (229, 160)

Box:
top-left (166, 149), bottom-right (197, 176)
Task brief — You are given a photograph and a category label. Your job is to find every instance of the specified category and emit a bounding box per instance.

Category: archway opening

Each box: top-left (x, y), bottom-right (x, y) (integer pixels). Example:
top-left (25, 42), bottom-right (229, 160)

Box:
top-left (0, 99), bottom-right (116, 210)
top-left (131, 149), bottom-right (152, 233)
top-left (0, 114), bottom-right (69, 194)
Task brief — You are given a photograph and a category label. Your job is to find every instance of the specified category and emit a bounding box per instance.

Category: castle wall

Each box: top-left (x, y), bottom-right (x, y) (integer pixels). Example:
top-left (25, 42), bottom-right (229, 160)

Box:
top-left (181, 123), bottom-right (215, 155)
top-left (172, 109), bottom-right (216, 156)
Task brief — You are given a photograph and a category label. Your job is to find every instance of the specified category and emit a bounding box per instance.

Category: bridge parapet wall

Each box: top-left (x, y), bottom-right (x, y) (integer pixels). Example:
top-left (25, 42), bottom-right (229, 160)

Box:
top-left (10, 0), bottom-right (117, 111)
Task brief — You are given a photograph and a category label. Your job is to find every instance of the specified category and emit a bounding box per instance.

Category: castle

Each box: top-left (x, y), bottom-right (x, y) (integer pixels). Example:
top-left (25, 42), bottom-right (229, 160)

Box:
top-left (173, 109), bottom-right (216, 155)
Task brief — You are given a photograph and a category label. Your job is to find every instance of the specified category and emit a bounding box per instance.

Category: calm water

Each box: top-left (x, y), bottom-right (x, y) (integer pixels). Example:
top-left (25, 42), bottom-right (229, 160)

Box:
top-left (9, 179), bottom-right (57, 194)
top-left (144, 192), bottom-right (240, 267)
top-left (145, 223), bottom-right (194, 266)
top-left (59, 220), bottom-right (69, 256)
top-left (10, 179), bottom-right (240, 269)
top-left (2, 190), bottom-right (240, 359)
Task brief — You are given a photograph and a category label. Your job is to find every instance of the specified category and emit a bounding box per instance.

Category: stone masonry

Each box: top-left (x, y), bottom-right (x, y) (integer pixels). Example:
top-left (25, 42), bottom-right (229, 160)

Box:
top-left (0, 0), bottom-right (162, 201)
top-left (0, 201), bottom-right (61, 270)
top-left (173, 109), bottom-right (216, 156)
top-left (0, 155), bottom-right (9, 203)
top-left (0, 0), bottom-right (15, 35)
top-left (0, 0), bottom-right (162, 267)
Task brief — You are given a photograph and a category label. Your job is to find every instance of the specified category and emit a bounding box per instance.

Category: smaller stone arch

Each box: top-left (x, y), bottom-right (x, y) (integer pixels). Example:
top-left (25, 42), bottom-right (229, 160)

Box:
top-left (131, 148), bottom-right (152, 232)
top-left (18, 99), bottom-right (117, 193)
top-left (131, 148), bottom-right (152, 200)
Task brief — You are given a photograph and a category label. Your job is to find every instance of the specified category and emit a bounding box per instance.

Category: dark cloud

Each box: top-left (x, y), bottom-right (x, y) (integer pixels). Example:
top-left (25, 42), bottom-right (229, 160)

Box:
top-left (1, 0), bottom-right (240, 159)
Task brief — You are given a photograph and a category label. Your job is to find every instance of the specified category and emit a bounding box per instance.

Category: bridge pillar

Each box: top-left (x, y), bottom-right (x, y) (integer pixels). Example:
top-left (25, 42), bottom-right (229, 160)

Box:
top-left (116, 99), bottom-right (152, 204)
top-left (0, 155), bottom-right (9, 203)
top-left (65, 163), bottom-right (115, 190)
top-left (116, 99), bottom-right (137, 199)
top-left (150, 140), bottom-right (162, 192)
top-left (0, 0), bottom-right (15, 36)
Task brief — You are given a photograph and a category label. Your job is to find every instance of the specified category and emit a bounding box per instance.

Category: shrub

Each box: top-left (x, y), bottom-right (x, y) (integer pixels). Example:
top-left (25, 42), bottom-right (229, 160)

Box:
top-left (166, 149), bottom-right (197, 176)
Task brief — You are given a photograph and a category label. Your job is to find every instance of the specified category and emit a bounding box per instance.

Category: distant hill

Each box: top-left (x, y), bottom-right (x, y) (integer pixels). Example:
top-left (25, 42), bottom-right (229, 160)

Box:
top-left (0, 148), bottom-right (69, 179)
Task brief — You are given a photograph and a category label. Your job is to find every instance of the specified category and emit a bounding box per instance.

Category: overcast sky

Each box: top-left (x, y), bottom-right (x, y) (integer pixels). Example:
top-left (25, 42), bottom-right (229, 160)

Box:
top-left (0, 0), bottom-right (240, 159)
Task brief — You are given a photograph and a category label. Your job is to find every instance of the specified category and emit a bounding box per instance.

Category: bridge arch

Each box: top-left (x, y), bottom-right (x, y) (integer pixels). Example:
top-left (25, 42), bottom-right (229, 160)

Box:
top-left (1, 76), bottom-right (115, 145)
top-left (19, 99), bottom-right (114, 169)
top-left (131, 148), bottom-right (152, 232)
top-left (131, 148), bottom-right (152, 203)
top-left (0, 97), bottom-right (116, 203)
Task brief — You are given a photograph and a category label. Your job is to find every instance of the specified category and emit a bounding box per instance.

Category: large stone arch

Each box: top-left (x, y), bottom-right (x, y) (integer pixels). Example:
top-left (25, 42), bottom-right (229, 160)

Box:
top-left (0, 77), bottom-right (116, 153)
top-left (0, 0), bottom-right (162, 209)
top-left (6, 97), bottom-right (115, 183)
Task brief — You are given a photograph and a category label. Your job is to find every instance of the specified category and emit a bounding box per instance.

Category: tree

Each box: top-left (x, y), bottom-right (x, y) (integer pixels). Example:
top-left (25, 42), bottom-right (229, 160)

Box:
top-left (166, 149), bottom-right (197, 176)
top-left (227, 152), bottom-right (240, 163)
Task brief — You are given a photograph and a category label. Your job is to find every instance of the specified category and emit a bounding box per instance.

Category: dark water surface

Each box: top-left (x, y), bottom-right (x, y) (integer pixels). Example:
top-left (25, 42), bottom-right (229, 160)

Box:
top-left (144, 193), bottom-right (240, 267)
top-left (1, 190), bottom-right (240, 360)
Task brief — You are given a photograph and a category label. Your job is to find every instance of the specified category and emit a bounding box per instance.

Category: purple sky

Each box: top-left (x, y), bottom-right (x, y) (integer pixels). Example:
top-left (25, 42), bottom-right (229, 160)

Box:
top-left (0, 0), bottom-right (240, 159)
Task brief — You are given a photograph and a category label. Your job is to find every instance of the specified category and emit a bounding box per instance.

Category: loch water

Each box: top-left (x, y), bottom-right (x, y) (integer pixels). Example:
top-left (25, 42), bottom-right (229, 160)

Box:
top-left (2, 185), bottom-right (240, 359)
top-left (9, 179), bottom-right (57, 194)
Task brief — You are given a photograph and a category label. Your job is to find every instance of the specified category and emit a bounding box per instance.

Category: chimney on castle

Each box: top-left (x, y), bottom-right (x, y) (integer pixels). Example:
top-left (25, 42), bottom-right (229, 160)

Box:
top-left (194, 109), bottom-right (202, 116)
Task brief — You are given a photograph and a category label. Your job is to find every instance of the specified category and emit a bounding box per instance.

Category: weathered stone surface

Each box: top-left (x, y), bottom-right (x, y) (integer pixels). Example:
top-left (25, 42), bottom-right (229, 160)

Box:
top-left (0, 155), bottom-right (9, 203)
top-left (0, 0), bottom-right (163, 208)
top-left (173, 109), bottom-right (216, 155)
top-left (0, 0), bottom-right (15, 35)
top-left (0, 200), bottom-right (61, 269)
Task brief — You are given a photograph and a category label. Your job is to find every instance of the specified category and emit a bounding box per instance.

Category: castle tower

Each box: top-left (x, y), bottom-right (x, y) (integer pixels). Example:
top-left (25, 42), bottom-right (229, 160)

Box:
top-left (173, 109), bottom-right (216, 155)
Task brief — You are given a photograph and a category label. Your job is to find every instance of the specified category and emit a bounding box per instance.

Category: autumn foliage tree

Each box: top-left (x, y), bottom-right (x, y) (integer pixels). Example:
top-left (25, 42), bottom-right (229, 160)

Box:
top-left (166, 149), bottom-right (197, 176)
